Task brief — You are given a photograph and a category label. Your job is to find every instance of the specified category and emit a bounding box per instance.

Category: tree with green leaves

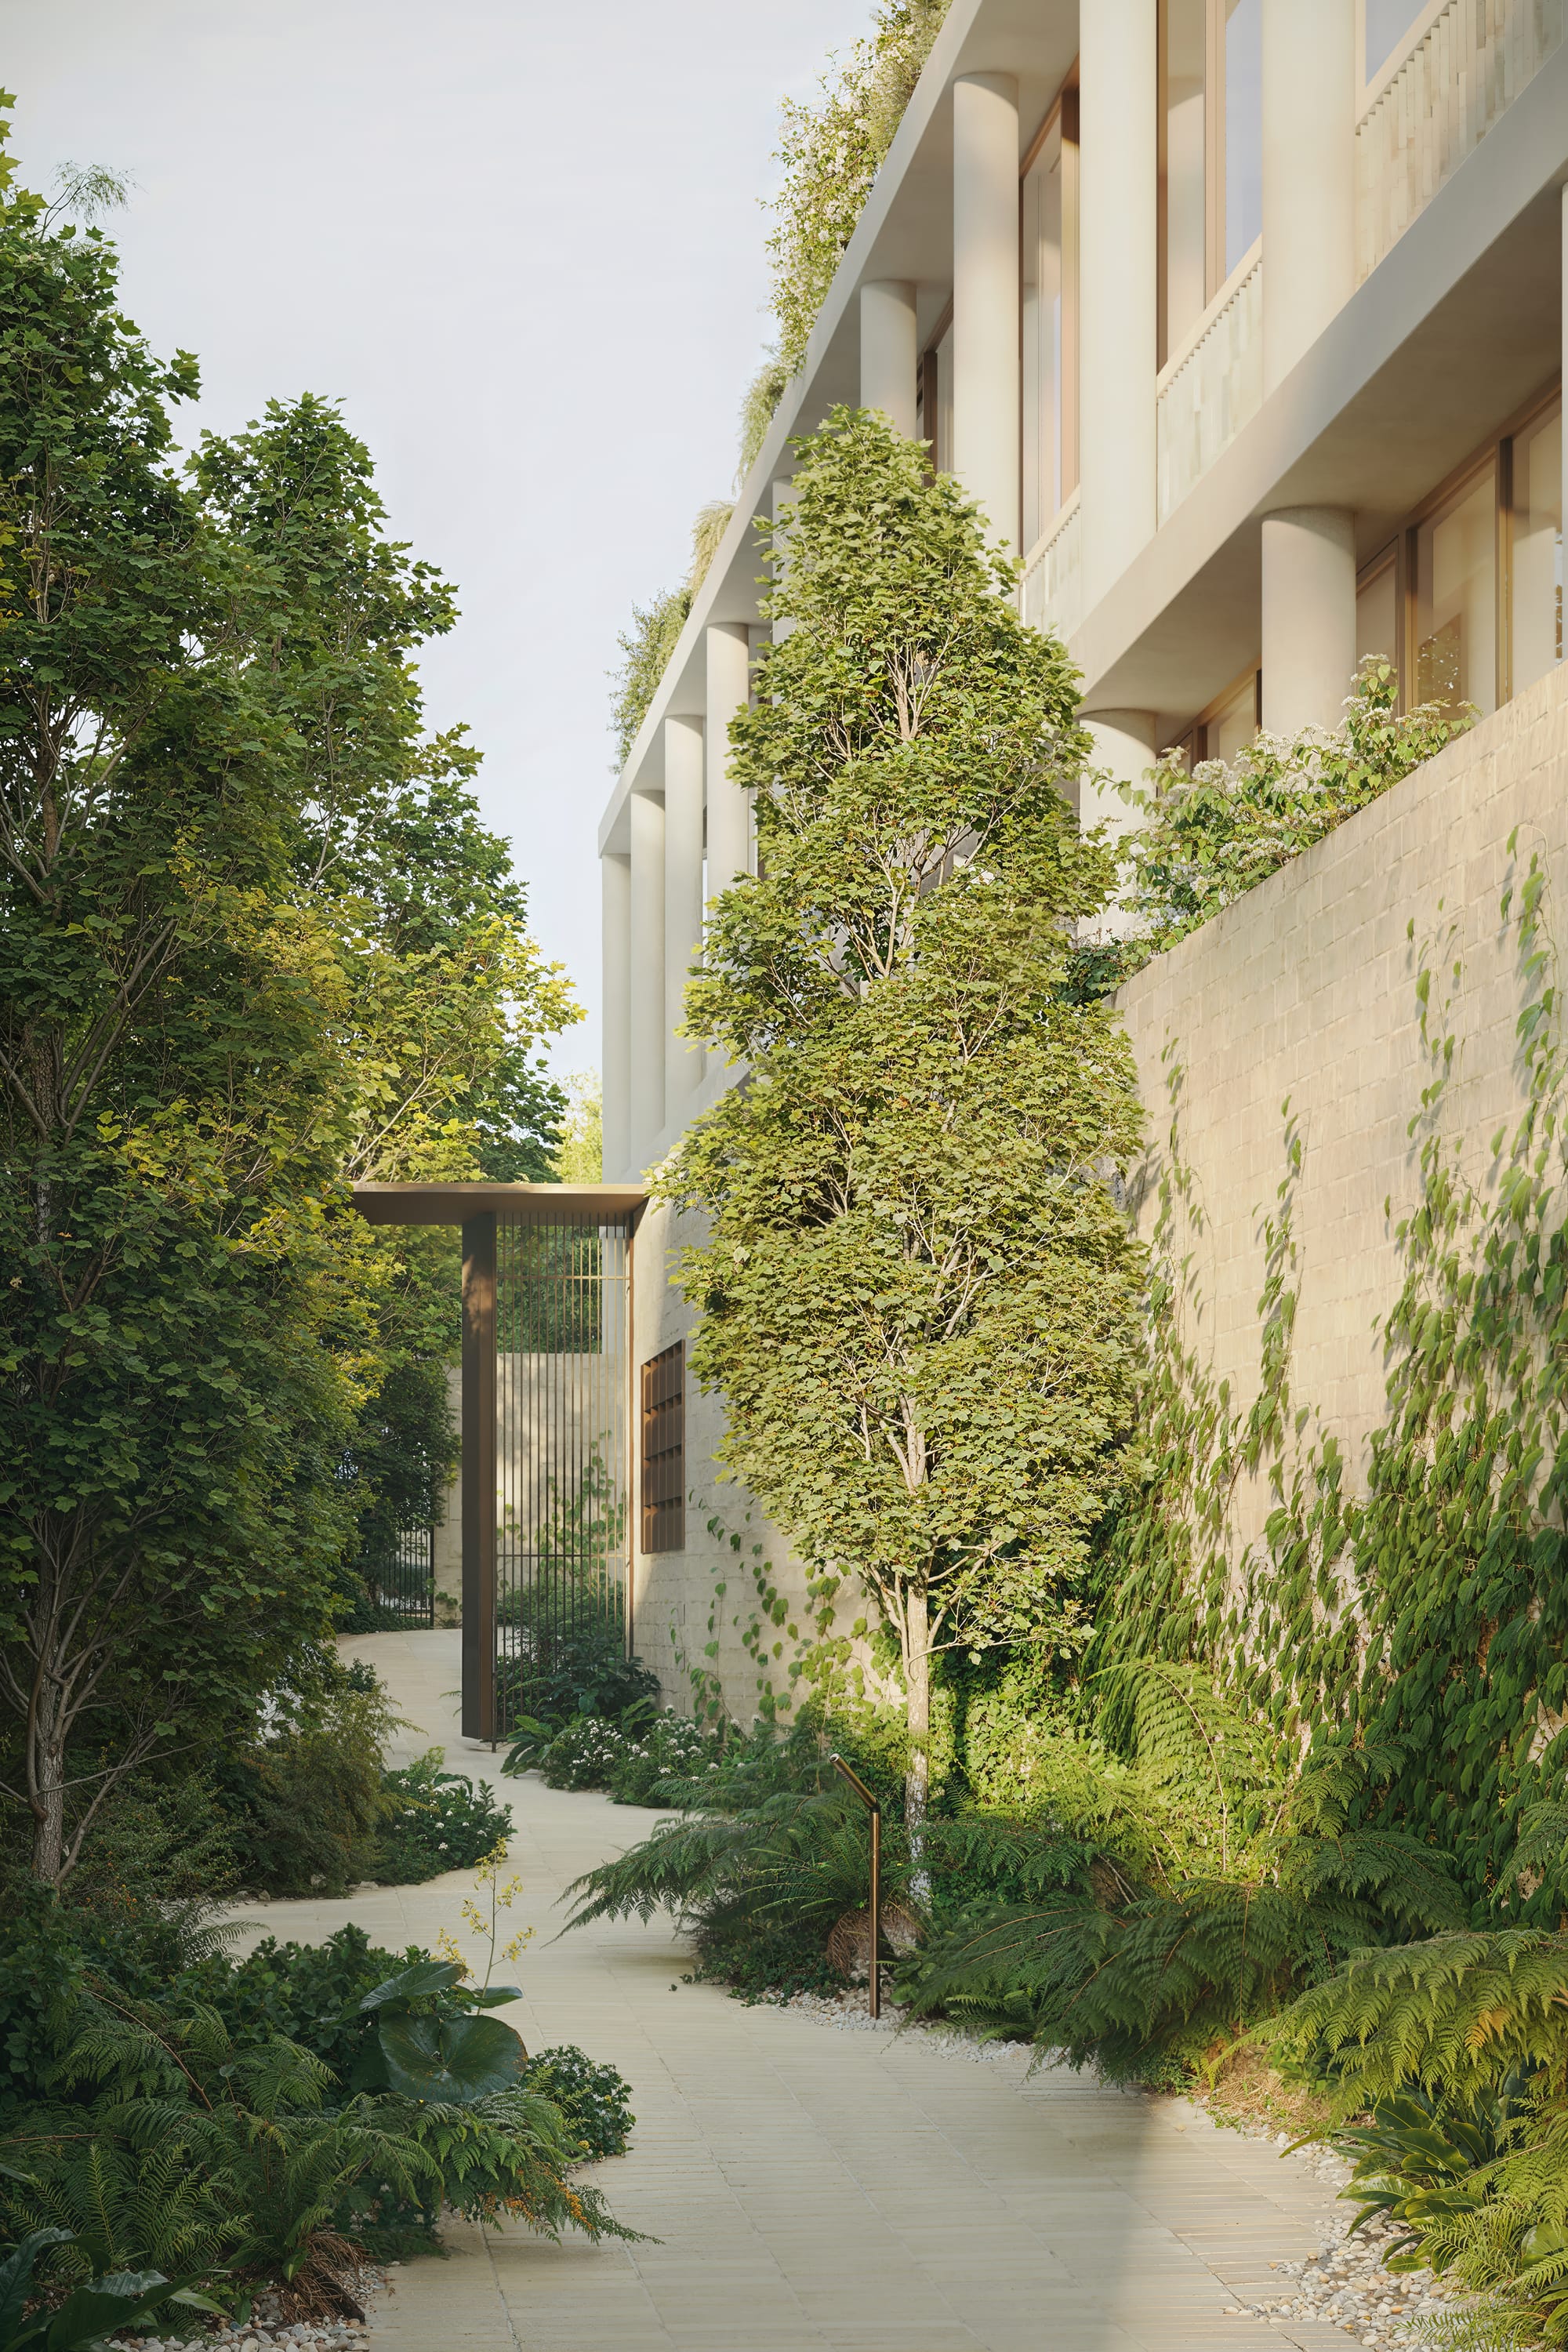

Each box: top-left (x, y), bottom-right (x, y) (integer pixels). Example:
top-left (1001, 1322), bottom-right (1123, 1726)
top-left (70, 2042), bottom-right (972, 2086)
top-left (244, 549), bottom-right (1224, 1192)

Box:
top-left (661, 408), bottom-right (1146, 1841)
top-left (0, 113), bottom-right (575, 1880)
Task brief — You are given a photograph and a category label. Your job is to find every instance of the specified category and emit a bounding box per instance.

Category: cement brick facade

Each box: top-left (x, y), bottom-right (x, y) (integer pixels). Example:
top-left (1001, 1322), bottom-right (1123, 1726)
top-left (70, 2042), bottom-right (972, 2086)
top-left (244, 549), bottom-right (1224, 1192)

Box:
top-left (1116, 660), bottom-right (1568, 1557)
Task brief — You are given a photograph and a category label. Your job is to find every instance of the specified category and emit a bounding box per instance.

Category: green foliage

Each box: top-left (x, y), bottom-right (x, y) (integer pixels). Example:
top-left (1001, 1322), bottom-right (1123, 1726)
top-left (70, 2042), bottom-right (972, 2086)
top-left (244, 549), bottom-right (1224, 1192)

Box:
top-left (498, 1633), bottom-right (661, 1751)
top-left (0, 146), bottom-right (575, 1886)
top-left (738, 353), bottom-right (791, 480)
top-left (0, 1911), bottom-right (637, 2307)
top-left (372, 1751), bottom-right (514, 1886)
top-left (1101, 661), bottom-right (1468, 980)
top-left (0, 2229), bottom-right (222, 2352)
top-left (551, 1072), bottom-right (602, 1183)
top-left (562, 1711), bottom-right (912, 1996)
top-left (220, 1656), bottom-right (400, 1900)
top-left (1100, 833), bottom-right (1568, 1915)
top-left (608, 586), bottom-right (690, 770)
top-left (515, 2048), bottom-right (633, 2163)
top-left (664, 408), bottom-right (1145, 1827)
top-left (900, 1669), bottom-right (1461, 2082)
top-left (767, 2), bottom-right (950, 374)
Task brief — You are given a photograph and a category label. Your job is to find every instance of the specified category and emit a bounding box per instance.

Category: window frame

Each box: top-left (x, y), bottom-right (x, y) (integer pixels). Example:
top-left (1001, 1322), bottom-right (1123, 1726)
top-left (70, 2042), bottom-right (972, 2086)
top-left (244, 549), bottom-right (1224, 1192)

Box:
top-left (1018, 75), bottom-right (1081, 537)
top-left (1394, 379), bottom-right (1562, 717)
top-left (639, 1340), bottom-right (685, 1556)
top-left (1156, 0), bottom-right (1258, 369)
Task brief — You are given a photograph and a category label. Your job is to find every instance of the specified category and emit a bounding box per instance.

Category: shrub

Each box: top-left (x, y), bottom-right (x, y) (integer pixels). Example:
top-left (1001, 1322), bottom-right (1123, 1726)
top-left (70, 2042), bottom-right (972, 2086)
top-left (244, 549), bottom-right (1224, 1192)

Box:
top-left (220, 1655), bottom-right (401, 1900)
top-left (371, 1751), bottom-right (512, 1883)
top-left (495, 1627), bottom-right (661, 1737)
top-left (898, 1668), bottom-right (1465, 2083)
top-left (518, 2047), bottom-right (634, 2161)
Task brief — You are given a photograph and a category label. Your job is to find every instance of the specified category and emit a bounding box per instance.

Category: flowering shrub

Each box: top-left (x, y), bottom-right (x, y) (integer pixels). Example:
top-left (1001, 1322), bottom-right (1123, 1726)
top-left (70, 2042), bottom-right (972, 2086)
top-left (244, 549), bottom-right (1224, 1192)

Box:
top-left (373, 1748), bottom-right (514, 1883)
top-left (531, 1710), bottom-right (728, 1802)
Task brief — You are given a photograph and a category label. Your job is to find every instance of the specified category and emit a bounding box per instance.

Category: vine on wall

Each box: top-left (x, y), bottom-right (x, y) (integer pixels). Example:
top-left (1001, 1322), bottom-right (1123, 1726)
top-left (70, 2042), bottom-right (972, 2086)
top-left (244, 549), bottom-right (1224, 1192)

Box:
top-left (1100, 844), bottom-right (1568, 1914)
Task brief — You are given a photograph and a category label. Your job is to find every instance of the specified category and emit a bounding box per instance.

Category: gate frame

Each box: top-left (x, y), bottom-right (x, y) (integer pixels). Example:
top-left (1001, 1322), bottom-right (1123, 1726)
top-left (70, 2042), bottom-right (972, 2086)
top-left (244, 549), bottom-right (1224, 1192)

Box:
top-left (352, 1182), bottom-right (646, 1740)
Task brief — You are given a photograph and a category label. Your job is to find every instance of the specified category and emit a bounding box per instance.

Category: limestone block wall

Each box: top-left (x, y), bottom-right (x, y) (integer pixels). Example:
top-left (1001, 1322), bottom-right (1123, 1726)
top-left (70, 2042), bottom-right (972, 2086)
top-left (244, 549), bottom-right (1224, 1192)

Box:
top-left (1116, 660), bottom-right (1568, 1557)
top-left (630, 1196), bottom-right (851, 1721)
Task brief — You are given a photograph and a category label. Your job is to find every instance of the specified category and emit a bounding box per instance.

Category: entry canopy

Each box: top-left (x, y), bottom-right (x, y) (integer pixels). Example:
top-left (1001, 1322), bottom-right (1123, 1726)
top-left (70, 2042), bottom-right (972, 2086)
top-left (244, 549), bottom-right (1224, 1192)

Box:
top-left (352, 1181), bottom-right (647, 1226)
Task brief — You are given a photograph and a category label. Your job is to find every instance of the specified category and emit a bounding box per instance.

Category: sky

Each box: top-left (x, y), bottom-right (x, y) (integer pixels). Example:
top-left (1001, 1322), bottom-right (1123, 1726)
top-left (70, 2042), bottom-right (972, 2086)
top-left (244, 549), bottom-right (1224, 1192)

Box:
top-left (4, 0), bottom-right (872, 1081)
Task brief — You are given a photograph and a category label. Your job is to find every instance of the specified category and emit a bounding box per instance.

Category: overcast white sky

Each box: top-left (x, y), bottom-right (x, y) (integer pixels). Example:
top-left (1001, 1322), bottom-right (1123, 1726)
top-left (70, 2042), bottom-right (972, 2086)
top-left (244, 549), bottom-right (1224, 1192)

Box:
top-left (4, 0), bottom-right (871, 1080)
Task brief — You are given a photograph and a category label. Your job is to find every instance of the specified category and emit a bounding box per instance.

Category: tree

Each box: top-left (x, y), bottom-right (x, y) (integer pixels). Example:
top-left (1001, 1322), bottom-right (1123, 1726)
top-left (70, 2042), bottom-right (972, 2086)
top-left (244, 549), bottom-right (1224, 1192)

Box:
top-left (661, 409), bottom-right (1146, 1842)
top-left (0, 130), bottom-right (576, 1878)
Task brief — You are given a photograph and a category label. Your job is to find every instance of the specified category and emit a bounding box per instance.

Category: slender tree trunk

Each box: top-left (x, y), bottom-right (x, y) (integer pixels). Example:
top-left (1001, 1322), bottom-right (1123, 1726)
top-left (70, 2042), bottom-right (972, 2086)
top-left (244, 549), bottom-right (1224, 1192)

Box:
top-left (903, 1584), bottom-right (931, 1898)
top-left (30, 1660), bottom-right (67, 1885)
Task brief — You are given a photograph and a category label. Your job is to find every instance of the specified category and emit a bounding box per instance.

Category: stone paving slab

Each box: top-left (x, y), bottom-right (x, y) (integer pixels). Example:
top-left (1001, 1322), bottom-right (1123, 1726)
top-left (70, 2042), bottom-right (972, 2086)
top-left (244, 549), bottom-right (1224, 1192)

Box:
top-left (220, 1634), bottom-right (1349, 2352)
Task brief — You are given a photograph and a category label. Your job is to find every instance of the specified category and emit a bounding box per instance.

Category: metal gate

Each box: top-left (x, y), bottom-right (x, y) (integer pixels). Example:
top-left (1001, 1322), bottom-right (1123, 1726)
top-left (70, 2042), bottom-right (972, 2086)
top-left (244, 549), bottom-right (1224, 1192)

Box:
top-left (366, 1523), bottom-right (436, 1625)
top-left (461, 1196), bottom-right (637, 1741)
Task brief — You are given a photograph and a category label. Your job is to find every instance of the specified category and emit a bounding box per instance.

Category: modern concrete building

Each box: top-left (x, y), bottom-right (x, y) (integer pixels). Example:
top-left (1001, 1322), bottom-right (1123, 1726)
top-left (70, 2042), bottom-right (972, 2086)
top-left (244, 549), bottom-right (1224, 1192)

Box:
top-left (598, 0), bottom-right (1568, 1711)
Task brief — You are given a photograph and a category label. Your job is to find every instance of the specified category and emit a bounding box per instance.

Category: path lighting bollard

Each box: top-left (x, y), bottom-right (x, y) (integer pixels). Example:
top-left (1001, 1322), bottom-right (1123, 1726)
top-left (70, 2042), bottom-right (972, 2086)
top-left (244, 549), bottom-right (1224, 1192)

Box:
top-left (832, 1755), bottom-right (881, 2020)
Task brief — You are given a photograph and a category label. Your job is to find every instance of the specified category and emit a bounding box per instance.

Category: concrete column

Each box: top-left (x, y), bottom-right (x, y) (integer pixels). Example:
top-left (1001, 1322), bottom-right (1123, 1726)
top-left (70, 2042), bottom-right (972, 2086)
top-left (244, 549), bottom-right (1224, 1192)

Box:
top-left (1078, 2), bottom-right (1158, 608)
top-left (662, 714), bottom-right (705, 1124)
top-left (1262, 0), bottom-right (1356, 392)
top-left (628, 790), bottom-right (665, 1168)
top-left (860, 280), bottom-right (918, 436)
top-left (952, 73), bottom-right (1020, 550)
top-left (1080, 710), bottom-right (1156, 841)
top-left (1261, 507), bottom-right (1358, 735)
top-left (601, 851), bottom-right (631, 1180)
top-left (706, 622), bottom-right (751, 892)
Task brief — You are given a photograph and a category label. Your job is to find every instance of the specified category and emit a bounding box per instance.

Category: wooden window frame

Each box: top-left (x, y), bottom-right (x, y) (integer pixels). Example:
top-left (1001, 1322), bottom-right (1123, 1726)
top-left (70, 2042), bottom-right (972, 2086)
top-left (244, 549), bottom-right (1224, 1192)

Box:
top-left (1395, 379), bottom-right (1562, 717)
top-left (1162, 659), bottom-right (1261, 768)
top-left (640, 1341), bottom-right (685, 1556)
top-left (1156, 0), bottom-right (1245, 370)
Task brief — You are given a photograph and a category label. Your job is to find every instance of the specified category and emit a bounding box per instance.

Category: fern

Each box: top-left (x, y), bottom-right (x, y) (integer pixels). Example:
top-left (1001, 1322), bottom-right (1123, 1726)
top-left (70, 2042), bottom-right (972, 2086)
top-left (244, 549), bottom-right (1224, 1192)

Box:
top-left (1269, 1932), bottom-right (1568, 2112)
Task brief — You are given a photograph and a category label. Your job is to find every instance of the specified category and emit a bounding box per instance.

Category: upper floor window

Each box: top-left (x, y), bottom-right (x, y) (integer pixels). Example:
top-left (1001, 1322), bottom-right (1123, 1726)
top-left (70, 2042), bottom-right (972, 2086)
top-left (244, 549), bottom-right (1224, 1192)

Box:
top-left (1158, 0), bottom-right (1263, 368)
top-left (1022, 91), bottom-right (1079, 550)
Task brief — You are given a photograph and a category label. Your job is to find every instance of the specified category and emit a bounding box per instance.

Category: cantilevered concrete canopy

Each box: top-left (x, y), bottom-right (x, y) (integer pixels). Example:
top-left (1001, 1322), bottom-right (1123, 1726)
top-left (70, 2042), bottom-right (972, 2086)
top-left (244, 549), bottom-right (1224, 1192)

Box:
top-left (350, 1182), bottom-right (648, 1739)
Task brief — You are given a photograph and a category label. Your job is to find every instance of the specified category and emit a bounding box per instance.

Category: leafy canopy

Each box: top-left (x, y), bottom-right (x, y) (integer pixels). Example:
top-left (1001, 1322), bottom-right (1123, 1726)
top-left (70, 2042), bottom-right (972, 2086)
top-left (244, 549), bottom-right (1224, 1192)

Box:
top-left (662, 407), bottom-right (1146, 1813)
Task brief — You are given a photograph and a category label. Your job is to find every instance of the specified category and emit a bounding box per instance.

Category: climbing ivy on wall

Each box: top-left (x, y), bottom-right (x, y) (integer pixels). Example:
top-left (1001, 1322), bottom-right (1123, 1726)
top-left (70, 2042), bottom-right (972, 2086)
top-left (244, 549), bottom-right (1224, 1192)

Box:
top-left (1098, 842), bottom-right (1568, 1917)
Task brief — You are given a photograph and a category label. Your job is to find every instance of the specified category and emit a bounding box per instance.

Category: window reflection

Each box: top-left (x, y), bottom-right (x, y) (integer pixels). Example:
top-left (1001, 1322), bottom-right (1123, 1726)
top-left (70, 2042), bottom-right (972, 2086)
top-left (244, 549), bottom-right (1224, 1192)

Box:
top-left (1022, 105), bottom-right (1078, 549)
top-left (1162, 0), bottom-right (1207, 358)
top-left (1224, 0), bottom-right (1262, 274)
top-left (1415, 469), bottom-right (1497, 719)
top-left (1207, 669), bottom-right (1259, 763)
top-left (1512, 404), bottom-right (1563, 697)
top-left (1356, 557), bottom-right (1399, 676)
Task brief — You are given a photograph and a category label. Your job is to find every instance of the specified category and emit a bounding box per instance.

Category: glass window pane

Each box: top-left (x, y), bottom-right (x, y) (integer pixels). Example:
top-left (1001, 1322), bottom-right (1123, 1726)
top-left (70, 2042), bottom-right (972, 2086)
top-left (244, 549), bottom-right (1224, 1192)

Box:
top-left (1022, 132), bottom-right (1063, 549)
top-left (1366, 0), bottom-right (1430, 81)
top-left (1356, 560), bottom-right (1399, 675)
top-left (1163, 0), bottom-right (1207, 354)
top-left (1207, 671), bottom-right (1258, 764)
top-left (1415, 470), bottom-right (1497, 720)
top-left (1224, 0), bottom-right (1262, 274)
top-left (1512, 405), bottom-right (1563, 698)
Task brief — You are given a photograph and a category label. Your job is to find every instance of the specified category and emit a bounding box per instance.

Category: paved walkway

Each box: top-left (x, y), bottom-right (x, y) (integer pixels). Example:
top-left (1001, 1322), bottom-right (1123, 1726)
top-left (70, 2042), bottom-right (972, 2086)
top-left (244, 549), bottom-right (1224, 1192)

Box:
top-left (222, 1633), bottom-right (1352, 2352)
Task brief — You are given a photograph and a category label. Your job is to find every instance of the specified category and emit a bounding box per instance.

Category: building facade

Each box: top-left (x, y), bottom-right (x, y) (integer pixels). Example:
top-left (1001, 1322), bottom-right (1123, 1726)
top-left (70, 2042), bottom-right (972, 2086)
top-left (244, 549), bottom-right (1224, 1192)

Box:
top-left (599, 0), bottom-right (1568, 1711)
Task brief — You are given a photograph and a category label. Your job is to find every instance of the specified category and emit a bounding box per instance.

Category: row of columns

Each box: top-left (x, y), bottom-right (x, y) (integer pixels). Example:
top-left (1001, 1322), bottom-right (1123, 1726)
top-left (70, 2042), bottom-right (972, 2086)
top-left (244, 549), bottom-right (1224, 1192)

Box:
top-left (606, 1), bottom-right (1369, 1175)
top-left (602, 623), bottom-right (753, 1181)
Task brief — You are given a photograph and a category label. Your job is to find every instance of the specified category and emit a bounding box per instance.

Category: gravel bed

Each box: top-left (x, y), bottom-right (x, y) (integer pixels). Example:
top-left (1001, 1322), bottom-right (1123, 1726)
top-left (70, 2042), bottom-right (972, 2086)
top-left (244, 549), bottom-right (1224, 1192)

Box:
top-left (1238, 2212), bottom-right (1464, 2343)
top-left (108, 2264), bottom-right (387, 2350)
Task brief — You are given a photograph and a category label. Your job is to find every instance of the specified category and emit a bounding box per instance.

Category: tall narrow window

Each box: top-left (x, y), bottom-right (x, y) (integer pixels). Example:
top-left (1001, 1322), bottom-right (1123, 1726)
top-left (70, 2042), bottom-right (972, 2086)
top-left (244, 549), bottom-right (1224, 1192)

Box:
top-left (1160, 0), bottom-right (1207, 363)
top-left (1415, 466), bottom-right (1498, 720)
top-left (1512, 402), bottom-right (1563, 697)
top-left (640, 1341), bottom-right (684, 1554)
top-left (1356, 550), bottom-right (1399, 676)
top-left (915, 310), bottom-right (954, 476)
top-left (1021, 96), bottom-right (1079, 550)
top-left (1159, 0), bottom-right (1263, 368)
top-left (1222, 0), bottom-right (1262, 275)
